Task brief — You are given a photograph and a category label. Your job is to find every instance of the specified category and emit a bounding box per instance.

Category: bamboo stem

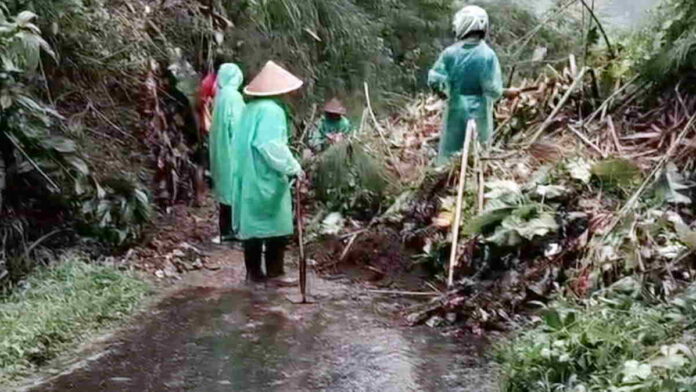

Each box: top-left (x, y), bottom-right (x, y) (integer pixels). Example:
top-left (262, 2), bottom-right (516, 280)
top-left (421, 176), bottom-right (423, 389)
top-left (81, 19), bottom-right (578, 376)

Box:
top-left (364, 83), bottom-right (402, 176)
top-left (448, 120), bottom-right (476, 288)
top-left (475, 141), bottom-right (485, 213)
top-left (296, 181), bottom-right (307, 303)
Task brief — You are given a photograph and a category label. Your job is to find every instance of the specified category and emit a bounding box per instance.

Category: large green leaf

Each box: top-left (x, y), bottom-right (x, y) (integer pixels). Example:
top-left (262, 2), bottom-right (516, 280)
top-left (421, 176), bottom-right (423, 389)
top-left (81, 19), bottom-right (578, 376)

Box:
top-left (591, 158), bottom-right (642, 187)
top-left (41, 137), bottom-right (77, 153)
top-left (653, 163), bottom-right (692, 205)
top-left (462, 207), bottom-right (516, 236)
top-left (65, 155), bottom-right (89, 175)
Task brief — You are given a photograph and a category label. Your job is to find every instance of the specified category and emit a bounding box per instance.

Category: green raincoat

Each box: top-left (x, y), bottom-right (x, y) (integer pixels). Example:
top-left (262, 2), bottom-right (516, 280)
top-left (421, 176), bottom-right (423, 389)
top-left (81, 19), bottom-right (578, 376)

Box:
top-left (428, 39), bottom-right (503, 161)
top-left (309, 115), bottom-right (353, 151)
top-left (231, 98), bottom-right (302, 240)
top-left (209, 64), bottom-right (245, 205)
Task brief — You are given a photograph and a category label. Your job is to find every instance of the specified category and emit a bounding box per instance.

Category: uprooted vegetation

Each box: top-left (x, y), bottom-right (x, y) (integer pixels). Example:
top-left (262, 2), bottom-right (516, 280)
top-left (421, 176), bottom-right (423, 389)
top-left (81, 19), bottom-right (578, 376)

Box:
top-left (306, 33), bottom-right (695, 334)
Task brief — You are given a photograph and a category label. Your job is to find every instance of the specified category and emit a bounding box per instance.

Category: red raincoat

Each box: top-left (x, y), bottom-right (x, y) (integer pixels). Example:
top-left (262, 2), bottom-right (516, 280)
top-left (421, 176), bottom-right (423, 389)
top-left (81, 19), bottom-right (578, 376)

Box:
top-left (198, 73), bottom-right (217, 134)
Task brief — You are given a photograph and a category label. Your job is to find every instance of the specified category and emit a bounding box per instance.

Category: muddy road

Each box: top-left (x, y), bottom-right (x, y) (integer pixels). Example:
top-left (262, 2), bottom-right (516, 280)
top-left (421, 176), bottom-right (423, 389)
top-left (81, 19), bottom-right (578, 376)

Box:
top-left (17, 247), bottom-right (498, 392)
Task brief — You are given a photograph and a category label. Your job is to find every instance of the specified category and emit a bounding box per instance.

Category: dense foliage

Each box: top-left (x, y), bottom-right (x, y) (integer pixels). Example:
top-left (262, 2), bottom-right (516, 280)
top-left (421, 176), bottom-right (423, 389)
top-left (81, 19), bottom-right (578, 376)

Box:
top-left (627, 0), bottom-right (696, 88)
top-left (0, 257), bottom-right (149, 381)
top-left (498, 280), bottom-right (696, 391)
top-left (0, 7), bottom-right (151, 288)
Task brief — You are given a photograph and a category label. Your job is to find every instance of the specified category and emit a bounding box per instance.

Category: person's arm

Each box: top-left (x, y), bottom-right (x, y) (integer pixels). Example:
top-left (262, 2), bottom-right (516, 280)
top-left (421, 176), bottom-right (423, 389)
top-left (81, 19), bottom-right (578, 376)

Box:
top-left (339, 117), bottom-right (353, 134)
top-left (428, 51), bottom-right (449, 98)
top-left (481, 53), bottom-right (504, 101)
top-left (253, 105), bottom-right (302, 176)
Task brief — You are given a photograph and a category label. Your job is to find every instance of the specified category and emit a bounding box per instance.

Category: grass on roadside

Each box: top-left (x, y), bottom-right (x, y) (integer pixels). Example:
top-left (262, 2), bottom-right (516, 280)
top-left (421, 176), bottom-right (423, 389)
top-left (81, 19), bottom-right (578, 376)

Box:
top-left (0, 257), bottom-right (150, 381)
top-left (496, 279), bottom-right (696, 392)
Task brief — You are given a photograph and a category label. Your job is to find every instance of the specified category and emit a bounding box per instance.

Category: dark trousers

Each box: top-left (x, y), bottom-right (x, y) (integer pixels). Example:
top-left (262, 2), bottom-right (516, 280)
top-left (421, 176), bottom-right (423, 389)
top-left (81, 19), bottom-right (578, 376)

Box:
top-left (219, 204), bottom-right (232, 238)
top-left (243, 237), bottom-right (288, 282)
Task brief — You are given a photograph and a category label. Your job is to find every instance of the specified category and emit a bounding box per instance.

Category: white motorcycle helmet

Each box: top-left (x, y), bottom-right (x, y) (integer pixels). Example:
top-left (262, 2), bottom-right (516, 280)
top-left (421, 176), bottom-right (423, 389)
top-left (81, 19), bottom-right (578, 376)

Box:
top-left (453, 5), bottom-right (489, 39)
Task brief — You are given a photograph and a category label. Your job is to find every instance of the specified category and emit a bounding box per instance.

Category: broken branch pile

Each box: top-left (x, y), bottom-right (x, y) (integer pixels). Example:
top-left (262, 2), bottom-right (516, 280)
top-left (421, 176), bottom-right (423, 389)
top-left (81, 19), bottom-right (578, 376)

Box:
top-left (308, 57), bottom-right (696, 332)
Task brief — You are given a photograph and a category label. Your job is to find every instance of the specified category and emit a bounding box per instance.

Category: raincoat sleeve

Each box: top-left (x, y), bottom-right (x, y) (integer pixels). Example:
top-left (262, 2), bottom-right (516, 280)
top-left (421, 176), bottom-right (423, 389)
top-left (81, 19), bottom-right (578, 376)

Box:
top-left (254, 106), bottom-right (302, 176)
top-left (309, 118), bottom-right (325, 150)
top-left (339, 117), bottom-right (353, 134)
top-left (481, 53), bottom-right (503, 100)
top-left (428, 51), bottom-right (449, 93)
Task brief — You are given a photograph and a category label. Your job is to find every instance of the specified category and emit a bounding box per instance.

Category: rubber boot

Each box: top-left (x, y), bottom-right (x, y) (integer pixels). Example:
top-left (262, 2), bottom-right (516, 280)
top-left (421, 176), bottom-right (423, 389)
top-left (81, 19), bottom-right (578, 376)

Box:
top-left (243, 239), bottom-right (265, 283)
top-left (266, 237), bottom-right (296, 287)
top-left (219, 204), bottom-right (235, 242)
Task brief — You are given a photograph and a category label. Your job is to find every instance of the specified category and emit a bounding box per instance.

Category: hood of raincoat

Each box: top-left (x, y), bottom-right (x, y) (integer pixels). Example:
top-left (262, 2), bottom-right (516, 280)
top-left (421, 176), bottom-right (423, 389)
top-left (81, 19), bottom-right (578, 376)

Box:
top-left (209, 63), bottom-right (246, 205)
top-left (217, 63), bottom-right (244, 91)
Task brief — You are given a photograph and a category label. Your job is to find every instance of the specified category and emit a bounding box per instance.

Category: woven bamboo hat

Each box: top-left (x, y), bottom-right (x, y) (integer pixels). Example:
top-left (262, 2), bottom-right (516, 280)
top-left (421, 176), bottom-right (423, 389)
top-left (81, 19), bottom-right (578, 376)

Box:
top-left (243, 61), bottom-right (303, 97)
top-left (323, 98), bottom-right (347, 115)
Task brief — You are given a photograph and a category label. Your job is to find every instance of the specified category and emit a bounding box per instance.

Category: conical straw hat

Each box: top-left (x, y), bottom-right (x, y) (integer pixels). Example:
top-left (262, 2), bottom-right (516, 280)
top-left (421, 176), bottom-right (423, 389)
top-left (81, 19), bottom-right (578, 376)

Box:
top-left (243, 61), bottom-right (303, 97)
top-left (323, 98), bottom-right (347, 115)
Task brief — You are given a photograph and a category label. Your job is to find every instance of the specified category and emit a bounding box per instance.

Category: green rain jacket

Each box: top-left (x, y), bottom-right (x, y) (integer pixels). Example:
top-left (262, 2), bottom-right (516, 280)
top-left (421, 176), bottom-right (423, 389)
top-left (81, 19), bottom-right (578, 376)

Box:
top-left (428, 39), bottom-right (503, 161)
top-left (209, 64), bottom-right (245, 205)
top-left (309, 115), bottom-right (353, 151)
top-left (230, 98), bottom-right (302, 240)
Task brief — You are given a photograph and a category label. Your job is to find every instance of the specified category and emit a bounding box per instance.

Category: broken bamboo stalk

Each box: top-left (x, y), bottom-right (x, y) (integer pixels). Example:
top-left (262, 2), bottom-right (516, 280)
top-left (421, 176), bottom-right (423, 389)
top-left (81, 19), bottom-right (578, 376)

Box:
top-left (568, 125), bottom-right (605, 156)
top-left (448, 120), bottom-right (476, 288)
top-left (475, 141), bottom-right (485, 214)
top-left (596, 111), bottom-right (696, 246)
top-left (339, 231), bottom-right (361, 262)
top-left (527, 67), bottom-right (589, 145)
top-left (584, 74), bottom-right (640, 124)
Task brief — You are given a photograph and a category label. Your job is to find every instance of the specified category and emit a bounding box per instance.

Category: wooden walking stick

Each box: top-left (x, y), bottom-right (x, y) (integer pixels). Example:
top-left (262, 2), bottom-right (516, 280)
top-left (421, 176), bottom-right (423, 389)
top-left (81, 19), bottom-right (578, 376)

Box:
top-left (447, 120), bottom-right (476, 288)
top-left (289, 179), bottom-right (313, 304)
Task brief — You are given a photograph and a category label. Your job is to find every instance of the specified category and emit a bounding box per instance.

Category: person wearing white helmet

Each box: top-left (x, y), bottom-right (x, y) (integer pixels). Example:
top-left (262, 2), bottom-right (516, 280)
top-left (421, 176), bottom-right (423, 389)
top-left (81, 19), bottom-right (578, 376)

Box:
top-left (429, 5), bottom-right (520, 161)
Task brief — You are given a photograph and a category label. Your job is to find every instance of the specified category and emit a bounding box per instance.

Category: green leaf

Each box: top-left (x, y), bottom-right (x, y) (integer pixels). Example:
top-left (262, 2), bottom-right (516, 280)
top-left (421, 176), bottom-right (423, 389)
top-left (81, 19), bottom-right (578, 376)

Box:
top-left (15, 11), bottom-right (37, 27)
top-left (543, 309), bottom-right (563, 330)
top-left (43, 137), bottom-right (77, 153)
top-left (654, 163), bottom-right (692, 205)
top-left (651, 344), bottom-right (689, 370)
top-left (74, 178), bottom-right (85, 195)
top-left (462, 207), bottom-right (515, 236)
top-left (484, 180), bottom-right (522, 200)
top-left (0, 93), bottom-right (12, 109)
top-left (65, 156), bottom-right (89, 175)
top-left (516, 213), bottom-right (559, 240)
top-left (622, 360), bottom-right (652, 383)
top-left (567, 158), bottom-right (592, 184)
top-left (535, 185), bottom-right (569, 199)
top-left (95, 180), bottom-right (106, 199)
top-left (133, 189), bottom-right (149, 208)
top-left (591, 158), bottom-right (642, 187)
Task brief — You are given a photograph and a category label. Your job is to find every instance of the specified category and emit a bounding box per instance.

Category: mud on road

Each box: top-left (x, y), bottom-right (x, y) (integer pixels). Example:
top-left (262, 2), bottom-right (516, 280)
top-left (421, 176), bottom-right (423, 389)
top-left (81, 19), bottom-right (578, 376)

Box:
top-left (17, 246), bottom-right (498, 392)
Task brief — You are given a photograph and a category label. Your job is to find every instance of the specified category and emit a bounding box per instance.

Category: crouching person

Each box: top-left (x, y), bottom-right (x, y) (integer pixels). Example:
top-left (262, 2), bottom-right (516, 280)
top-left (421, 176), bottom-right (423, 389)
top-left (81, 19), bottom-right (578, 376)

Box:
top-left (231, 61), bottom-right (304, 285)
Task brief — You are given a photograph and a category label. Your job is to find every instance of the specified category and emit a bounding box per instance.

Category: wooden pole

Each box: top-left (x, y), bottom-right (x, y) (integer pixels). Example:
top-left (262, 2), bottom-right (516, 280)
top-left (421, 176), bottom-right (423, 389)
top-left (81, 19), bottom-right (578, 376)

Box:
top-left (296, 181), bottom-right (307, 303)
top-left (447, 120), bottom-right (476, 288)
top-left (476, 140), bottom-right (485, 214)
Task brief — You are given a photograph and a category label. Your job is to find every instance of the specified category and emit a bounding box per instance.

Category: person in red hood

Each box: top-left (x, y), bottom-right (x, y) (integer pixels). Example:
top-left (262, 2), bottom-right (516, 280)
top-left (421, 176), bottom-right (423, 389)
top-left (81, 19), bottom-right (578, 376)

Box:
top-left (198, 58), bottom-right (224, 136)
top-left (193, 58), bottom-right (225, 207)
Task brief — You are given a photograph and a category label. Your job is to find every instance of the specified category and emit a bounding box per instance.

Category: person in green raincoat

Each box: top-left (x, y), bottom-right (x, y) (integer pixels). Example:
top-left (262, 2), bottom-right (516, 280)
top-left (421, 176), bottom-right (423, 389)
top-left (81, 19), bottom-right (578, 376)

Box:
top-left (209, 63), bottom-right (246, 242)
top-left (428, 5), bottom-right (519, 162)
top-left (309, 98), bottom-right (353, 151)
top-left (231, 61), bottom-right (304, 284)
